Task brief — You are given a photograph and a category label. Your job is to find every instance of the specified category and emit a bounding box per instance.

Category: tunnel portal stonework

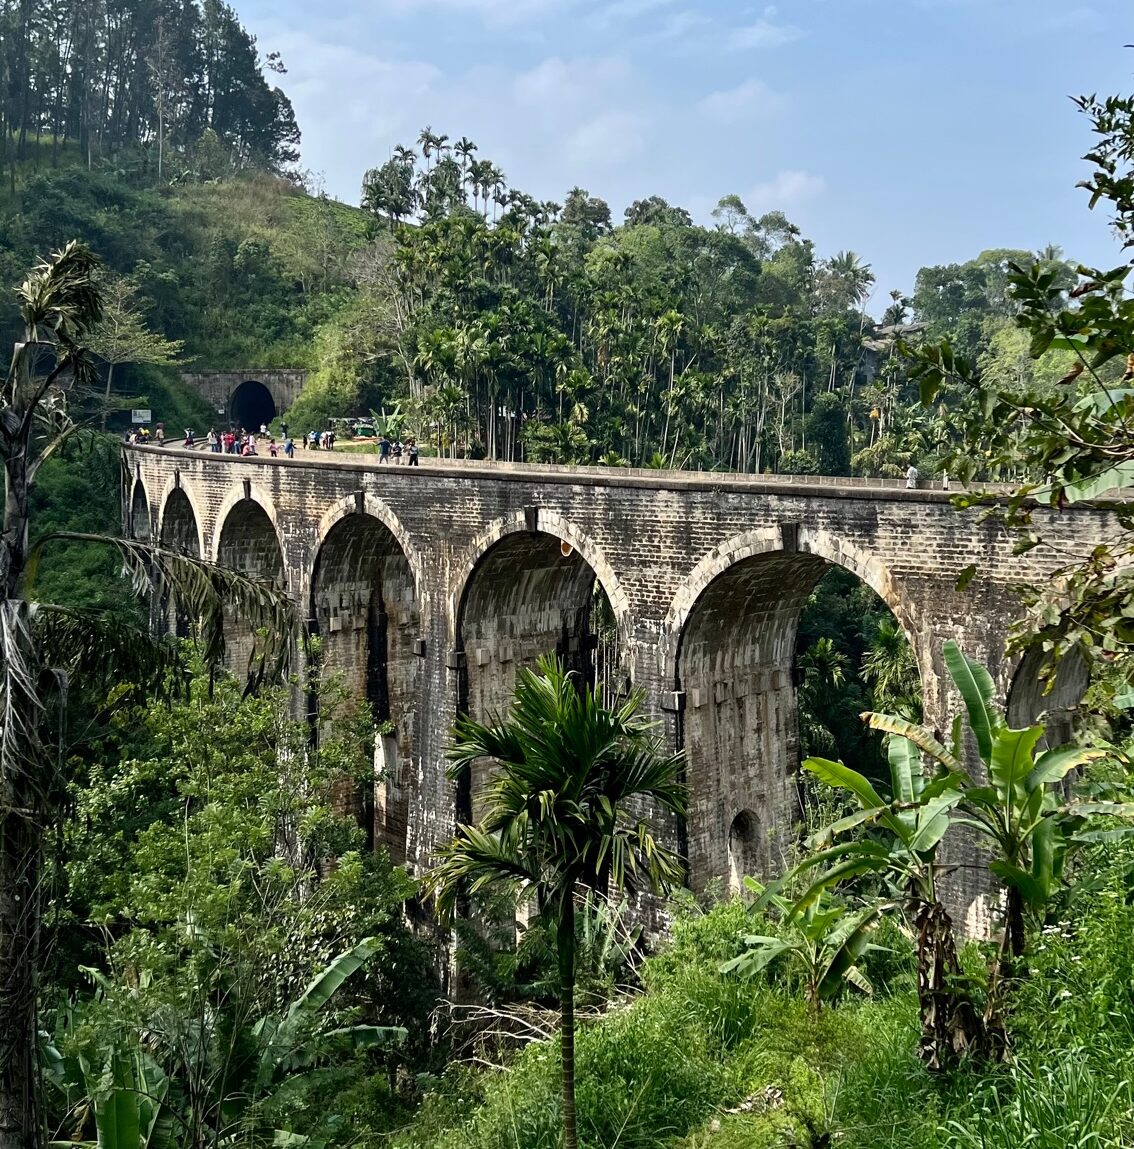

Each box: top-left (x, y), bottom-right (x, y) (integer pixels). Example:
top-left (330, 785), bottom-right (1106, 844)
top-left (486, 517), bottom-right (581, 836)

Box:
top-left (180, 370), bottom-right (307, 427)
top-left (123, 445), bottom-right (1121, 931)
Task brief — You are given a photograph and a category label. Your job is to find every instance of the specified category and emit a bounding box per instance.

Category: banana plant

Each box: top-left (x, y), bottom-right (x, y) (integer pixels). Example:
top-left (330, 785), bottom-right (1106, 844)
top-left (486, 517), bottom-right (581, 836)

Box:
top-left (865, 640), bottom-right (1118, 964)
top-left (721, 880), bottom-right (887, 1013)
top-left (43, 938), bottom-right (405, 1148)
top-left (792, 732), bottom-right (984, 1067)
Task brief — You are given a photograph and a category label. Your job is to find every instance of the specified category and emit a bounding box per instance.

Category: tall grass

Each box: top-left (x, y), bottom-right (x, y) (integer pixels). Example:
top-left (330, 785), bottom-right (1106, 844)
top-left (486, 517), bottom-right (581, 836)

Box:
top-left (398, 875), bottom-right (1134, 1149)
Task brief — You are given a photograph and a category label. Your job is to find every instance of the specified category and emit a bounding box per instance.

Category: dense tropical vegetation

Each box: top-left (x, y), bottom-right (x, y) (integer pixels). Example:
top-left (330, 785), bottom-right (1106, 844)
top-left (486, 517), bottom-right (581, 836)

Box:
top-left (2, 2), bottom-right (1134, 1147)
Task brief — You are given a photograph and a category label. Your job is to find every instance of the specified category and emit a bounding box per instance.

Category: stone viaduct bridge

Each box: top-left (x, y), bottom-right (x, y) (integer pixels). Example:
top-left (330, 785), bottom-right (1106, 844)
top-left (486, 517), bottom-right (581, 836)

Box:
top-left (122, 444), bottom-right (1118, 929)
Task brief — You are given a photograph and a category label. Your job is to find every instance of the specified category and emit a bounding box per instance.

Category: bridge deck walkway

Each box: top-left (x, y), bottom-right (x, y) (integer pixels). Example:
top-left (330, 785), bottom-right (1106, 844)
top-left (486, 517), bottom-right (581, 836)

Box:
top-left (135, 443), bottom-right (1023, 504)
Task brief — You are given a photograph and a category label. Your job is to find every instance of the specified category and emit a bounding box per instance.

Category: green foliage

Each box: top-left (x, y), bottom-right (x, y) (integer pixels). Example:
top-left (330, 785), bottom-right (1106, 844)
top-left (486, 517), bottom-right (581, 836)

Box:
top-left (722, 881), bottom-right (885, 1011)
top-left (427, 657), bottom-right (688, 1149)
top-left (46, 665), bottom-right (438, 1147)
top-left (796, 567), bottom-right (919, 780)
top-left (900, 92), bottom-right (1134, 665)
top-left (28, 440), bottom-right (140, 614)
top-left (0, 0), bottom-right (299, 187)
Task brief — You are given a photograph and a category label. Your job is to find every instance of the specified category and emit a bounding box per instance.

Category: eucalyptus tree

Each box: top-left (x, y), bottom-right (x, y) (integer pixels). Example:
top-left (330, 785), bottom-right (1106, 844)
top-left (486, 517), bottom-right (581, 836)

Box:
top-left (0, 243), bottom-right (295, 1149)
top-left (427, 658), bottom-right (687, 1149)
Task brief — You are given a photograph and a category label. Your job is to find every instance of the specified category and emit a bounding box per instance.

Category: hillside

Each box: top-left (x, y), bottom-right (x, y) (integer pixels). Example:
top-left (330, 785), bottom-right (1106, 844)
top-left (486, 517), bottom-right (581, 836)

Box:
top-left (0, 163), bottom-right (374, 425)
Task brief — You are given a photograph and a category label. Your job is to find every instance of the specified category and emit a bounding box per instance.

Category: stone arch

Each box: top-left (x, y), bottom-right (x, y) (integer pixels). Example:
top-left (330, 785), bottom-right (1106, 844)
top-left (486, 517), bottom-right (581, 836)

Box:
top-left (311, 494), bottom-right (428, 620)
top-left (310, 506), bottom-right (423, 862)
top-left (666, 525), bottom-right (919, 891)
top-left (661, 526), bottom-right (917, 682)
top-left (158, 484), bottom-right (203, 638)
top-left (229, 379), bottom-right (277, 430)
top-left (128, 478), bottom-right (152, 541)
top-left (216, 492), bottom-right (285, 675)
top-left (448, 509), bottom-right (630, 647)
top-left (157, 479), bottom-right (204, 558)
top-left (210, 482), bottom-right (282, 567)
top-left (452, 510), bottom-right (627, 821)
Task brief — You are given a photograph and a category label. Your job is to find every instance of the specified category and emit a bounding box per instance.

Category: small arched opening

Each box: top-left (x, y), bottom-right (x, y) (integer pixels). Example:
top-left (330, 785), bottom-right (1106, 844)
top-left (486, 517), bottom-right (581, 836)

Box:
top-left (217, 498), bottom-right (284, 675)
top-left (728, 810), bottom-right (763, 896)
top-left (311, 513), bottom-right (421, 860)
top-left (229, 380), bottom-right (277, 432)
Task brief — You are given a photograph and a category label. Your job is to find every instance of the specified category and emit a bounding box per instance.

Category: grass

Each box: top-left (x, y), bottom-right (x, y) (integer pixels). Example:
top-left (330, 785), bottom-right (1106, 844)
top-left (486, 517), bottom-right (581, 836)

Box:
top-left (392, 883), bottom-right (1134, 1149)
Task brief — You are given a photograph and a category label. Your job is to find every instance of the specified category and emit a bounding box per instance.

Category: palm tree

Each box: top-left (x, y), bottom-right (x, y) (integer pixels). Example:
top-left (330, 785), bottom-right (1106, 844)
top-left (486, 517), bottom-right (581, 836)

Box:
top-left (654, 309), bottom-right (685, 464)
top-left (417, 125), bottom-right (438, 171)
top-left (824, 250), bottom-right (876, 311)
top-left (426, 658), bottom-right (688, 1149)
top-left (454, 135), bottom-right (477, 176)
top-left (861, 618), bottom-right (921, 718)
top-left (0, 243), bottom-right (295, 1149)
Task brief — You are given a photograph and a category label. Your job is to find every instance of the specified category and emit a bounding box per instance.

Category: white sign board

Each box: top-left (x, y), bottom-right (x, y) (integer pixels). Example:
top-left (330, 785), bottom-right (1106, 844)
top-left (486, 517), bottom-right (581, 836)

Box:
top-left (131, 409), bottom-right (152, 424)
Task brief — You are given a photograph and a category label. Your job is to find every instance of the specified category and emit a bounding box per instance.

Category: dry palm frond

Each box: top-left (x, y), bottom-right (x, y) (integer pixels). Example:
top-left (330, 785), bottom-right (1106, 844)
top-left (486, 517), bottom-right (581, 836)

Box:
top-left (0, 599), bottom-right (47, 812)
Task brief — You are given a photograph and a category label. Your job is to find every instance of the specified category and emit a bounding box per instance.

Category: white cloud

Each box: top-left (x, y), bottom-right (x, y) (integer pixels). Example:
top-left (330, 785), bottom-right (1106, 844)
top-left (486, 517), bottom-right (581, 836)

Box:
top-left (729, 5), bottom-right (803, 50)
top-left (591, 0), bottom-right (677, 26)
top-left (697, 79), bottom-right (784, 123)
top-left (360, 0), bottom-right (578, 26)
top-left (744, 169), bottom-right (825, 213)
top-left (564, 110), bottom-right (649, 168)
top-left (513, 55), bottom-right (634, 105)
top-left (654, 8), bottom-right (711, 40)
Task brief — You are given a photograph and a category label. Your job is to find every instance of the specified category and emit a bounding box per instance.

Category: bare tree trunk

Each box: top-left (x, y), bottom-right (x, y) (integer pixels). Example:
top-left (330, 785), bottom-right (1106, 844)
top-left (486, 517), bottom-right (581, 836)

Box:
top-left (101, 361), bottom-right (115, 431)
top-left (557, 899), bottom-right (577, 1149)
top-left (0, 436), bottom-right (40, 1149)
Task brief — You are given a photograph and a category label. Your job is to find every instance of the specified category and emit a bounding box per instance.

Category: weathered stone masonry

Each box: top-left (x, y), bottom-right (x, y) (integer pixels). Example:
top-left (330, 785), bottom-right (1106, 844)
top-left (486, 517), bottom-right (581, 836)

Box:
top-left (123, 445), bottom-right (1121, 929)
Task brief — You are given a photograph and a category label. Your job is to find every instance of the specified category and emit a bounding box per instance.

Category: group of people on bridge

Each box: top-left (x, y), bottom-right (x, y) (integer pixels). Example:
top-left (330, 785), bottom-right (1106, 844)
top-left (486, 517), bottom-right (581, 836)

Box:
top-left (137, 418), bottom-right (423, 466)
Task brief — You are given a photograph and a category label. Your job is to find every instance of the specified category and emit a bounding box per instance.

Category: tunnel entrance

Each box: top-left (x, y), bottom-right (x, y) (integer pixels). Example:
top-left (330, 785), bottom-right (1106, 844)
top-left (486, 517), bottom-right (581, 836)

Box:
top-left (229, 380), bottom-right (276, 431)
top-left (676, 554), bottom-right (916, 893)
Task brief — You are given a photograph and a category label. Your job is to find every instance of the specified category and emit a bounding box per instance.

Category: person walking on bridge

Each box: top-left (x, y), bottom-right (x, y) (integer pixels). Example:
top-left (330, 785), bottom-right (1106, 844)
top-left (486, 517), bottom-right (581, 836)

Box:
top-left (407, 437), bottom-right (419, 466)
top-left (378, 434), bottom-right (391, 464)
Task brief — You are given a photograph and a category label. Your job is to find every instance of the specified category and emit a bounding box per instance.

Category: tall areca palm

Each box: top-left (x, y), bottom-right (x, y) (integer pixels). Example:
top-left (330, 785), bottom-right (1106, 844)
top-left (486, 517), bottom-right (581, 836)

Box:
top-left (0, 244), bottom-right (295, 1149)
top-left (417, 125), bottom-right (438, 171)
top-left (426, 658), bottom-right (687, 1149)
top-left (454, 135), bottom-right (477, 176)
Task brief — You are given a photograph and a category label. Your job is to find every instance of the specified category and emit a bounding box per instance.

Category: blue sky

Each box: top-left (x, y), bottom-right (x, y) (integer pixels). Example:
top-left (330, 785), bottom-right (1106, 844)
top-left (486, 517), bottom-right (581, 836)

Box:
top-left (238, 0), bottom-right (1130, 303)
